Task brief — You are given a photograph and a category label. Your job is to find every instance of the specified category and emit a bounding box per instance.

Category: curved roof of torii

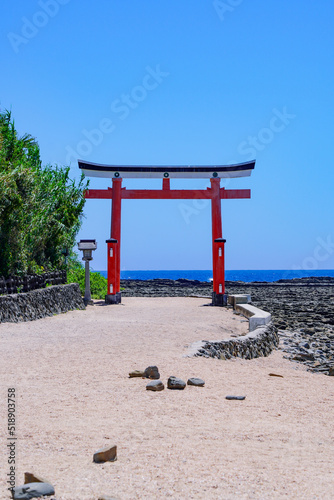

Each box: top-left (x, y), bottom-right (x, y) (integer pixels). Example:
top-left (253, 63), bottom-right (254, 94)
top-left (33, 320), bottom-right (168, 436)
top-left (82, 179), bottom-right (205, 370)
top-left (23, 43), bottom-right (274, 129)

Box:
top-left (78, 159), bottom-right (255, 179)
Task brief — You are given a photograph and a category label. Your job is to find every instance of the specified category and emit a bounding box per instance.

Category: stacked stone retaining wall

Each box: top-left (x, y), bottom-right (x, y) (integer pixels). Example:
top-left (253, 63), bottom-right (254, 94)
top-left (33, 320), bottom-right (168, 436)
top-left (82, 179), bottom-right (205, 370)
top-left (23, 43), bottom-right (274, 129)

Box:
top-left (0, 271), bottom-right (67, 294)
top-left (193, 323), bottom-right (279, 360)
top-left (0, 284), bottom-right (85, 323)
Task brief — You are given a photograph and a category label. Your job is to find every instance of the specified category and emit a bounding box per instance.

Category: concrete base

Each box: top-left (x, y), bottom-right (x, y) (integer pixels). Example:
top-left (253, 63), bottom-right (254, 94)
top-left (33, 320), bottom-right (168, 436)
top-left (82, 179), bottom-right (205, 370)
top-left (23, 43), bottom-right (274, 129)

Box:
top-left (227, 294), bottom-right (251, 308)
top-left (105, 292), bottom-right (122, 304)
top-left (235, 303), bottom-right (271, 331)
top-left (212, 292), bottom-right (228, 306)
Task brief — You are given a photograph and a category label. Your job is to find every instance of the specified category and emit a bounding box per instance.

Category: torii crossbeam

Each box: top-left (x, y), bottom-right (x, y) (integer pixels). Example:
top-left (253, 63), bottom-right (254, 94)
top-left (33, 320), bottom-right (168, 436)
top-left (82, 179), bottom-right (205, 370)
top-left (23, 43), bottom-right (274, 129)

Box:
top-left (79, 160), bottom-right (255, 305)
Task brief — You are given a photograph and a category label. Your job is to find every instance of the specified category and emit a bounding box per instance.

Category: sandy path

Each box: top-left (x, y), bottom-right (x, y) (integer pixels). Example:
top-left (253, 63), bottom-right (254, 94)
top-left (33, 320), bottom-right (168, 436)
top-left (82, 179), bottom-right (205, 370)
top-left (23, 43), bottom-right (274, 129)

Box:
top-left (0, 298), bottom-right (333, 499)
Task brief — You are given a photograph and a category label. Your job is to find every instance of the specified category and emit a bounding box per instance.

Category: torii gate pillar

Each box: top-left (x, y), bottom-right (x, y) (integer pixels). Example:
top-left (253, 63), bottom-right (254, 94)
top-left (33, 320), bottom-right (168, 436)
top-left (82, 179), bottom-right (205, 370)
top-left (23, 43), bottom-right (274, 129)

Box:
top-left (211, 178), bottom-right (228, 306)
top-left (106, 178), bottom-right (122, 304)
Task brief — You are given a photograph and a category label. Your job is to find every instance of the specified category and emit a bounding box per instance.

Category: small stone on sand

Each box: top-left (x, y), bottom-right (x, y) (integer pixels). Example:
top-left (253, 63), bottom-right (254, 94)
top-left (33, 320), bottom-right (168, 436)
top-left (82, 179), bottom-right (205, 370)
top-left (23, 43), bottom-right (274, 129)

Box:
top-left (144, 366), bottom-right (160, 379)
top-left (225, 395), bottom-right (246, 400)
top-left (13, 482), bottom-right (55, 499)
top-left (187, 377), bottom-right (205, 387)
top-left (129, 370), bottom-right (145, 378)
top-left (167, 376), bottom-right (186, 390)
top-left (146, 380), bottom-right (165, 391)
top-left (24, 472), bottom-right (49, 484)
top-left (93, 445), bottom-right (117, 463)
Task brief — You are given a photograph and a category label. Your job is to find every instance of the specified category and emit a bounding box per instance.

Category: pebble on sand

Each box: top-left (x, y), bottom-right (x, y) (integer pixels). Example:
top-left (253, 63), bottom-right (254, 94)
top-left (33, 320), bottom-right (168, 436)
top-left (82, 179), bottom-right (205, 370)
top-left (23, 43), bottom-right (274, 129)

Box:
top-left (167, 376), bottom-right (186, 390)
top-left (13, 482), bottom-right (55, 499)
top-left (187, 377), bottom-right (205, 386)
top-left (129, 370), bottom-right (145, 378)
top-left (225, 395), bottom-right (246, 400)
top-left (24, 472), bottom-right (50, 484)
top-left (98, 496), bottom-right (118, 500)
top-left (144, 365), bottom-right (160, 379)
top-left (93, 445), bottom-right (117, 463)
top-left (146, 379), bottom-right (165, 391)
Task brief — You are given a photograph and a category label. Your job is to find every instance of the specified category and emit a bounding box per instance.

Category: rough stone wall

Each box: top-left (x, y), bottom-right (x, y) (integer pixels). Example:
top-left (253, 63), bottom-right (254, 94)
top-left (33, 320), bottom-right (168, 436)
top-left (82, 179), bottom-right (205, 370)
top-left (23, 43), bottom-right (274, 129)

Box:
top-left (0, 284), bottom-right (85, 323)
top-left (193, 323), bottom-right (279, 360)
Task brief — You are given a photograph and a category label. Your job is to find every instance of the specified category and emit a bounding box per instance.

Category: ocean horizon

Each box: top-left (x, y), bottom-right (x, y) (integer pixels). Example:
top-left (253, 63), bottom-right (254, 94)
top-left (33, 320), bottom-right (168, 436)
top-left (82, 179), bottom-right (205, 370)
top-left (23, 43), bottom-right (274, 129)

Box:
top-left (93, 269), bottom-right (334, 283)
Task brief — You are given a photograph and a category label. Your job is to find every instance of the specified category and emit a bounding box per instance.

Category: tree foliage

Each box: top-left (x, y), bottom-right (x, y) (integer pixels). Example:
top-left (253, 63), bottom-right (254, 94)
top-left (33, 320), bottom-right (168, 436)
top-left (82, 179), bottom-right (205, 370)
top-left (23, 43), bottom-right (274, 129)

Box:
top-left (0, 109), bottom-right (89, 277)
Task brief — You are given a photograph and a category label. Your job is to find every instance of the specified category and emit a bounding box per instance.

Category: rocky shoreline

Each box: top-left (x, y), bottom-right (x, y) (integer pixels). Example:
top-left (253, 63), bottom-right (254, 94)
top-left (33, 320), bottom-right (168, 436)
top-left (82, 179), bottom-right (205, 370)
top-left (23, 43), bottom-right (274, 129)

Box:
top-left (121, 277), bottom-right (334, 375)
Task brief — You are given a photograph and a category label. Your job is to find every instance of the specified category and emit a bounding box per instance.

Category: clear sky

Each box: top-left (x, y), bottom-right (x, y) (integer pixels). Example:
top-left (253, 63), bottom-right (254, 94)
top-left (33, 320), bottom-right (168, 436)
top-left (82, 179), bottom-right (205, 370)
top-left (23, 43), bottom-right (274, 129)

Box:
top-left (1, 1), bottom-right (334, 271)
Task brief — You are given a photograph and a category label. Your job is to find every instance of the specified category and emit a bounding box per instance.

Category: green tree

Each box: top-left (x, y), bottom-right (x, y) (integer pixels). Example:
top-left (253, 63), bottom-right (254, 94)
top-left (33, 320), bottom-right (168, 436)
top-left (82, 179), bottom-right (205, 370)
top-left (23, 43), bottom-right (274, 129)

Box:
top-left (0, 109), bottom-right (89, 277)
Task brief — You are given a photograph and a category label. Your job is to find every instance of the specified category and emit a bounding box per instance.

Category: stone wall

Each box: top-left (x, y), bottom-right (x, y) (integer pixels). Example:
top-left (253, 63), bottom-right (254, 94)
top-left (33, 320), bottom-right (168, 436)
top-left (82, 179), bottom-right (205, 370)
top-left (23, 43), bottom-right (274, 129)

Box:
top-left (0, 284), bottom-right (85, 323)
top-left (191, 323), bottom-right (279, 360)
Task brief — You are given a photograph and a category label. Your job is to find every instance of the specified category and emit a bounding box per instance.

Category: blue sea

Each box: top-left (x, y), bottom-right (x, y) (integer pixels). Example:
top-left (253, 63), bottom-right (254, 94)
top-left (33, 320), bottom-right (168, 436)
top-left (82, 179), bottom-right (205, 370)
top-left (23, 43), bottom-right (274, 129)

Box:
top-left (94, 269), bottom-right (334, 282)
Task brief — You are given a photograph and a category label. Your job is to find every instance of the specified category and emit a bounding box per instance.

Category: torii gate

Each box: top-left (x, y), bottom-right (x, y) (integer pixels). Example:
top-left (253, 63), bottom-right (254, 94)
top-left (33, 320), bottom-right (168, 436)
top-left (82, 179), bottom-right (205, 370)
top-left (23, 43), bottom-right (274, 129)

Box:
top-left (79, 160), bottom-right (255, 305)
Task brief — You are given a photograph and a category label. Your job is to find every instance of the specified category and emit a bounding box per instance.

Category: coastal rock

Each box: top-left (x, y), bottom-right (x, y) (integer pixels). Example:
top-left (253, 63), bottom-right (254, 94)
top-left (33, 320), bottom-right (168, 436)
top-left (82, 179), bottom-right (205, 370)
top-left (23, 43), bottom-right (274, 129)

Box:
top-left (187, 377), bottom-right (205, 387)
top-left (167, 376), bottom-right (186, 390)
top-left (329, 367), bottom-right (334, 376)
top-left (146, 380), bottom-right (165, 391)
top-left (292, 352), bottom-right (314, 361)
top-left (129, 370), bottom-right (145, 378)
top-left (144, 366), bottom-right (160, 379)
top-left (13, 482), bottom-right (55, 499)
top-left (93, 445), bottom-right (117, 463)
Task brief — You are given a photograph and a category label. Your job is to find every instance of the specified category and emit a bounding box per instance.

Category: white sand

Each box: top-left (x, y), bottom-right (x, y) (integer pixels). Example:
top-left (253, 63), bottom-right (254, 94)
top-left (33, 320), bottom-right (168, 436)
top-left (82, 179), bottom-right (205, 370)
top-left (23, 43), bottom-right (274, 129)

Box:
top-left (0, 297), bottom-right (333, 499)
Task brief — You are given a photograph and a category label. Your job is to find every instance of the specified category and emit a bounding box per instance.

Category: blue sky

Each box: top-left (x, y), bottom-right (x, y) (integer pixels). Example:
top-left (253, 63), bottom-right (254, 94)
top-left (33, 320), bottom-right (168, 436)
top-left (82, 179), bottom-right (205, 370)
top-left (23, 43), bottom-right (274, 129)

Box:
top-left (1, 1), bottom-right (334, 271)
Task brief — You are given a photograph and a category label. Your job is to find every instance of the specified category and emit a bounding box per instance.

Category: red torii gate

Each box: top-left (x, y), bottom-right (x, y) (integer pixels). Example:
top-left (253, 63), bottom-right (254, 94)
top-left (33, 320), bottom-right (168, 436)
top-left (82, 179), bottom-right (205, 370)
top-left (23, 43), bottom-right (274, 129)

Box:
top-left (79, 160), bottom-right (255, 305)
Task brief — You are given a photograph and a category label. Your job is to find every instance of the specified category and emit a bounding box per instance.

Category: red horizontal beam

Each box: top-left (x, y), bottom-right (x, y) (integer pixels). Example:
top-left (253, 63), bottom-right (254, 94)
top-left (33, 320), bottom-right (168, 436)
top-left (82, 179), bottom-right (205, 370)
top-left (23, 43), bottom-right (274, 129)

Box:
top-left (85, 188), bottom-right (113, 199)
top-left (221, 188), bottom-right (251, 199)
top-left (123, 189), bottom-right (210, 199)
top-left (84, 188), bottom-right (251, 200)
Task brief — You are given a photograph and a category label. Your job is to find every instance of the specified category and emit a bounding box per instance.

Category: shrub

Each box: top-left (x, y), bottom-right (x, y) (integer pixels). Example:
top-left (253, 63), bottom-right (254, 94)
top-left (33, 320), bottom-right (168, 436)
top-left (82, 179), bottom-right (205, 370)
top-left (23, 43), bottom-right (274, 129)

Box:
top-left (67, 260), bottom-right (107, 299)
